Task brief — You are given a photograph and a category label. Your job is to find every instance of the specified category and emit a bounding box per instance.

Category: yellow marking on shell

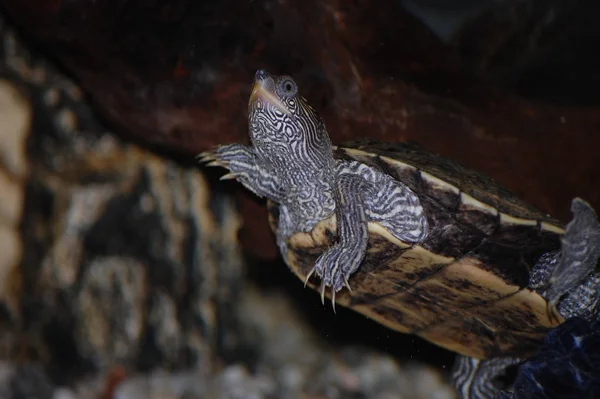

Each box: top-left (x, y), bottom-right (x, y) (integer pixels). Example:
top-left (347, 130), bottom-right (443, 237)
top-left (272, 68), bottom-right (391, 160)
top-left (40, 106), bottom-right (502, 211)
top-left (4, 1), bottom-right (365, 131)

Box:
top-left (343, 148), bottom-right (491, 216)
top-left (420, 171), bottom-right (460, 194)
top-left (459, 192), bottom-right (498, 216)
top-left (338, 146), bottom-right (565, 235)
top-left (541, 221), bottom-right (566, 235)
top-left (499, 213), bottom-right (538, 227)
top-left (340, 147), bottom-right (419, 174)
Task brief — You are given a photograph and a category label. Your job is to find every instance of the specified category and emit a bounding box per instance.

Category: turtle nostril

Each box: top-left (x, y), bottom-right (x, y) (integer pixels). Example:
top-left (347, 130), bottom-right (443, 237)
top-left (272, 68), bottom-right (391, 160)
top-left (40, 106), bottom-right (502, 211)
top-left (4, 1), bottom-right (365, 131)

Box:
top-left (255, 69), bottom-right (269, 81)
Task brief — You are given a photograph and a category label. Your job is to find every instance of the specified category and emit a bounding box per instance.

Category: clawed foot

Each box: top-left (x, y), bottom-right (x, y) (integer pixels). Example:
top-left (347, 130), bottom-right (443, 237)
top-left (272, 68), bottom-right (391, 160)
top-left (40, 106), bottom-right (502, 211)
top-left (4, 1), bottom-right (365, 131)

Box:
top-left (197, 144), bottom-right (254, 182)
top-left (198, 144), bottom-right (280, 199)
top-left (305, 245), bottom-right (360, 312)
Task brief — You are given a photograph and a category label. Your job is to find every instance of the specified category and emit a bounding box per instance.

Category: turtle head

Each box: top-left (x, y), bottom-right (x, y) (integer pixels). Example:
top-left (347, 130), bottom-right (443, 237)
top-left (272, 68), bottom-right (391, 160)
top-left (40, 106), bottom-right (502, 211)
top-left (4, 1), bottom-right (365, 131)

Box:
top-left (248, 70), bottom-right (332, 168)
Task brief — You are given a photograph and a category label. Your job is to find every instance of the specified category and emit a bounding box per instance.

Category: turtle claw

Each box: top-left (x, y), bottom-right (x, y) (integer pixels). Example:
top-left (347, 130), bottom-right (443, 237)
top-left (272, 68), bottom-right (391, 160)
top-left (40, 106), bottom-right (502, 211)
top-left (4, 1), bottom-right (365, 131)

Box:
top-left (320, 282), bottom-right (326, 305)
top-left (196, 152), bottom-right (220, 164)
top-left (304, 267), bottom-right (317, 287)
top-left (206, 160), bottom-right (226, 168)
top-left (196, 149), bottom-right (229, 167)
top-left (312, 272), bottom-right (340, 312)
top-left (309, 246), bottom-right (358, 310)
top-left (219, 172), bottom-right (238, 181)
top-left (331, 289), bottom-right (337, 313)
top-left (196, 151), bottom-right (213, 161)
top-left (344, 277), bottom-right (352, 292)
top-left (199, 155), bottom-right (243, 182)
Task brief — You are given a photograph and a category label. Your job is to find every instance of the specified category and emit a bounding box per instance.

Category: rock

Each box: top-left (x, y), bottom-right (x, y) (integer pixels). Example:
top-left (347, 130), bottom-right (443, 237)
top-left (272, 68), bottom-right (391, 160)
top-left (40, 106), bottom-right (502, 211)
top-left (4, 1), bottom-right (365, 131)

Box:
top-left (0, 13), bottom-right (245, 382)
top-left (0, 362), bottom-right (54, 399)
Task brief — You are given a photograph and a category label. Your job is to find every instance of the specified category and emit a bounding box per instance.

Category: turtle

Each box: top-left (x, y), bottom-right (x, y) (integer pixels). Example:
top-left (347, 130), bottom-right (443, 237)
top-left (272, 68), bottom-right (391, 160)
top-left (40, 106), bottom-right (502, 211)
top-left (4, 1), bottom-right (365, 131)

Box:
top-left (200, 69), bottom-right (600, 398)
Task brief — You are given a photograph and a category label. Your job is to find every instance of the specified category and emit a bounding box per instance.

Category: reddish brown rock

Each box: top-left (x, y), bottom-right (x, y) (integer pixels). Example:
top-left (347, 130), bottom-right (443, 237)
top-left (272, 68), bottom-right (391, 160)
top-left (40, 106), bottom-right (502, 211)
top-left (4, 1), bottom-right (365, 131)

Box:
top-left (3, 0), bottom-right (600, 258)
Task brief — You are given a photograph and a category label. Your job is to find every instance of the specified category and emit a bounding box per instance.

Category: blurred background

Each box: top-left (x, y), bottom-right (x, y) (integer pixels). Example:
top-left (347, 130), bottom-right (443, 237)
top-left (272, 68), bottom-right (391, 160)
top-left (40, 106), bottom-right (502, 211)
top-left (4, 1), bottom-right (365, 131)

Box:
top-left (0, 0), bottom-right (599, 397)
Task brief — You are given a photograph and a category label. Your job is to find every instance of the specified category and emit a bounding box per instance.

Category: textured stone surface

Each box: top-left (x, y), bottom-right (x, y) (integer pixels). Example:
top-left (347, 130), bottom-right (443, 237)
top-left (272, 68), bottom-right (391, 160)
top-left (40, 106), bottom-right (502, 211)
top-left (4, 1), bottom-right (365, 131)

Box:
top-left (0, 14), bottom-right (245, 383)
top-left (0, 292), bottom-right (458, 399)
top-left (111, 352), bottom-right (455, 399)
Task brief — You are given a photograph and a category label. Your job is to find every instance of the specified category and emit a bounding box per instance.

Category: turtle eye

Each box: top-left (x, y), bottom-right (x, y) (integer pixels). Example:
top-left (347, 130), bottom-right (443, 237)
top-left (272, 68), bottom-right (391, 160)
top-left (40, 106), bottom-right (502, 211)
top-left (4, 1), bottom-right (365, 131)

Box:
top-left (279, 77), bottom-right (298, 97)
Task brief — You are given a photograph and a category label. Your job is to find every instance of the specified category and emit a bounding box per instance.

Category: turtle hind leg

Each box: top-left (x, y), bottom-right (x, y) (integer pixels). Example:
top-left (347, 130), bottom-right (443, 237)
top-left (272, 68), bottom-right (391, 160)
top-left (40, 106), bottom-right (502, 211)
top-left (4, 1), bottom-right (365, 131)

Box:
top-left (547, 198), bottom-right (600, 320)
top-left (452, 357), bottom-right (521, 399)
top-left (357, 162), bottom-right (428, 244)
top-left (556, 273), bottom-right (600, 321)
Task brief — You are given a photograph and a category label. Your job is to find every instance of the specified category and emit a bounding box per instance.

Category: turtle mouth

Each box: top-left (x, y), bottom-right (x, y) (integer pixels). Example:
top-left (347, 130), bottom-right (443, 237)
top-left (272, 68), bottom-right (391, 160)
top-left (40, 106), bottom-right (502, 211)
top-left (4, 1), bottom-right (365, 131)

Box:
top-left (249, 76), bottom-right (291, 116)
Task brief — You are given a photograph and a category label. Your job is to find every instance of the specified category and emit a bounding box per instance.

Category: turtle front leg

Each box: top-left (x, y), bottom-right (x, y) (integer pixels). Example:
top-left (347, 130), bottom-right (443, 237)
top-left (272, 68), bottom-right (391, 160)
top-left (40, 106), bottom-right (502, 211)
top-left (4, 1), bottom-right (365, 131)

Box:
top-left (199, 144), bottom-right (285, 201)
top-left (309, 172), bottom-right (370, 306)
top-left (309, 161), bottom-right (428, 306)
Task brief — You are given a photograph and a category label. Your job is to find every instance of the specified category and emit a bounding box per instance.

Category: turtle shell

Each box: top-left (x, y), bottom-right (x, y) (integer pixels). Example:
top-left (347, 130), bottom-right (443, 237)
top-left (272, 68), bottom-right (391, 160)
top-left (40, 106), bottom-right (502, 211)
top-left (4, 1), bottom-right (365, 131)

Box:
top-left (267, 141), bottom-right (566, 360)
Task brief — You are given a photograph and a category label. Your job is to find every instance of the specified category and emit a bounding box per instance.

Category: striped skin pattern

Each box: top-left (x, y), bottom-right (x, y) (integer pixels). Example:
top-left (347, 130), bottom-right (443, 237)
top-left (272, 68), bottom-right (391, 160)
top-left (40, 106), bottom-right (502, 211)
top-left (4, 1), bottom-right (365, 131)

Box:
top-left (453, 357), bottom-right (520, 399)
top-left (308, 160), bottom-right (428, 300)
top-left (202, 70), bottom-right (427, 299)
